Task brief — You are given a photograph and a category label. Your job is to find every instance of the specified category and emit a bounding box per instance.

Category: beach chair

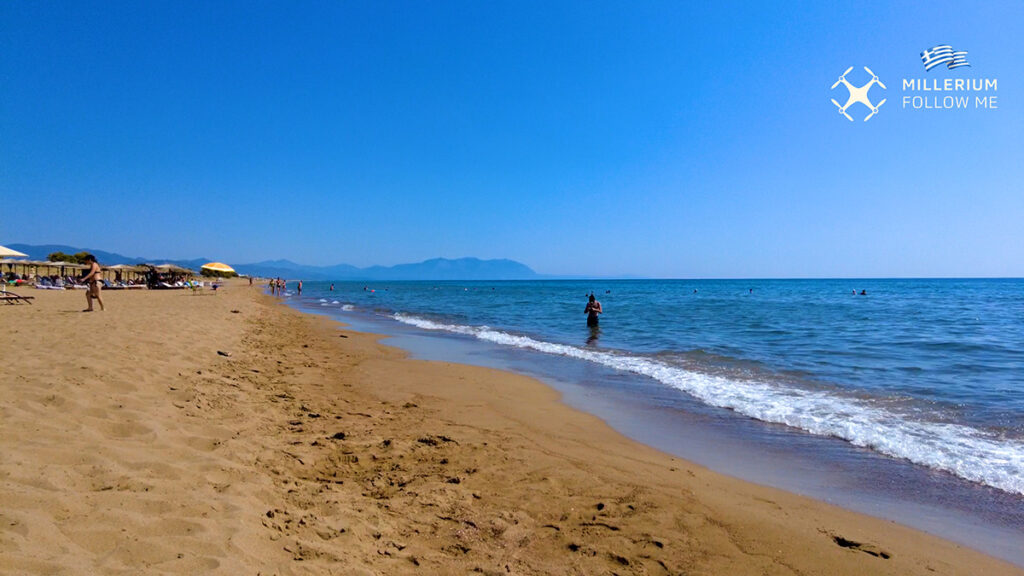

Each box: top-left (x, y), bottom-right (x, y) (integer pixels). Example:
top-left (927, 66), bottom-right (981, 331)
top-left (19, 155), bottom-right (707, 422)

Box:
top-left (0, 290), bottom-right (34, 305)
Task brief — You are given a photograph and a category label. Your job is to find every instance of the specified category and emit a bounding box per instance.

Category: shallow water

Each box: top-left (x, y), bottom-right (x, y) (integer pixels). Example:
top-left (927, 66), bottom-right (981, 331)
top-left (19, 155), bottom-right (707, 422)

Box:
top-left (284, 278), bottom-right (1024, 565)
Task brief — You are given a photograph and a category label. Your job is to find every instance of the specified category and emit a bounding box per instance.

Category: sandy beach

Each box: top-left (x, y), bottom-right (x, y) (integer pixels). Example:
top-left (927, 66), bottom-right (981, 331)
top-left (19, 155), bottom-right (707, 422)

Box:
top-left (1, 282), bottom-right (1019, 575)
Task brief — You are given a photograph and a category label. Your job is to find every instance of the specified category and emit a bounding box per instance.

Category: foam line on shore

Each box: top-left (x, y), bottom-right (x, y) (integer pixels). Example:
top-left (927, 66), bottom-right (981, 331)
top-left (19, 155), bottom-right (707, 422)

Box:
top-left (391, 313), bottom-right (1024, 496)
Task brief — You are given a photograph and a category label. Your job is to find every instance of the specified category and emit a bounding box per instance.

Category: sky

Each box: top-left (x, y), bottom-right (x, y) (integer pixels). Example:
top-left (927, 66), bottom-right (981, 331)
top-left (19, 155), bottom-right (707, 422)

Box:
top-left (2, 1), bottom-right (1022, 277)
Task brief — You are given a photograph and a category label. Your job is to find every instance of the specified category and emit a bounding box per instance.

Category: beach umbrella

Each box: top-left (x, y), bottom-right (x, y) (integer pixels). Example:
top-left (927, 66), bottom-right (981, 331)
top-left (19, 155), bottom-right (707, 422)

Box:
top-left (105, 264), bottom-right (144, 281)
top-left (47, 261), bottom-right (87, 276)
top-left (0, 245), bottom-right (28, 258)
top-left (112, 264), bottom-right (146, 272)
top-left (154, 263), bottom-right (193, 274)
top-left (0, 257), bottom-right (30, 277)
top-left (201, 262), bottom-right (235, 274)
top-left (47, 261), bottom-right (87, 269)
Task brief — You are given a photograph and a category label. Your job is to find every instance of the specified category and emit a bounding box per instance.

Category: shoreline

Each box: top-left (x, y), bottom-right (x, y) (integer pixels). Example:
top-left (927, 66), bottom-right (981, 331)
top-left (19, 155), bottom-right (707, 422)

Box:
top-left (293, 293), bottom-right (1024, 567)
top-left (1, 282), bottom-right (1020, 574)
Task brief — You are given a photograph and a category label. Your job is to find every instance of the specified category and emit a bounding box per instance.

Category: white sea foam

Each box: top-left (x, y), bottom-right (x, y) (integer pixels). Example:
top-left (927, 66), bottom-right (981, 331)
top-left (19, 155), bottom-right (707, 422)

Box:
top-left (392, 313), bottom-right (1024, 495)
top-left (341, 304), bottom-right (354, 311)
top-left (319, 298), bottom-right (328, 302)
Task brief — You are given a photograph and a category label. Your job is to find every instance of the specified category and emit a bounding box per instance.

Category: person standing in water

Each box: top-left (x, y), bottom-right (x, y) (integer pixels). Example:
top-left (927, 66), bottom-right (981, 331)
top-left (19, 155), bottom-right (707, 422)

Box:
top-left (584, 293), bottom-right (602, 327)
top-left (80, 254), bottom-right (104, 312)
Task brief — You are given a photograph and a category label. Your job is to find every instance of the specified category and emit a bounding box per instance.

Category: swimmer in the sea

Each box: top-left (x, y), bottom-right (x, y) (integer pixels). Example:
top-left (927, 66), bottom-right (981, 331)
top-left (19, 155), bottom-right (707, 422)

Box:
top-left (584, 293), bottom-right (602, 327)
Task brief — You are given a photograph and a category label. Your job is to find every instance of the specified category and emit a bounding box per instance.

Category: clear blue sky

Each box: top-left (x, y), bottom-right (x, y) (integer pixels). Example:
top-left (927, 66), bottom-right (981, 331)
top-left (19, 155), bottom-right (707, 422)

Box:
top-left (2, 1), bottom-right (1021, 277)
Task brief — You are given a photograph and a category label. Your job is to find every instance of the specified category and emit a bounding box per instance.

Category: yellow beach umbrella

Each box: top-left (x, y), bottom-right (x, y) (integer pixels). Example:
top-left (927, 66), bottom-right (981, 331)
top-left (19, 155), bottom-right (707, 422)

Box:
top-left (201, 262), bottom-right (235, 273)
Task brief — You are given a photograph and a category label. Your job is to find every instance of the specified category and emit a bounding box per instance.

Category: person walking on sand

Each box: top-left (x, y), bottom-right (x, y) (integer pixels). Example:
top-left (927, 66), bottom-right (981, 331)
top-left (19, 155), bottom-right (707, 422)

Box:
top-left (584, 293), bottom-right (602, 327)
top-left (80, 254), bottom-right (104, 312)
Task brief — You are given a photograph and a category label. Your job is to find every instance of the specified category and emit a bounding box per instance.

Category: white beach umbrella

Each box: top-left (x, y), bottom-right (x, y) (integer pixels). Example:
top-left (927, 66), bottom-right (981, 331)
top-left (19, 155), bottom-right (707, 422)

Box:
top-left (47, 261), bottom-right (87, 269)
top-left (0, 245), bottom-right (28, 258)
top-left (155, 263), bottom-right (193, 274)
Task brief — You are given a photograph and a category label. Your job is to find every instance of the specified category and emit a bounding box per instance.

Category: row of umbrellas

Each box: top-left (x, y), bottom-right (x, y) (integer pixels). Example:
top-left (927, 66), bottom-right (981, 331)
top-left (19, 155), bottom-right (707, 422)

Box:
top-left (0, 244), bottom-right (236, 275)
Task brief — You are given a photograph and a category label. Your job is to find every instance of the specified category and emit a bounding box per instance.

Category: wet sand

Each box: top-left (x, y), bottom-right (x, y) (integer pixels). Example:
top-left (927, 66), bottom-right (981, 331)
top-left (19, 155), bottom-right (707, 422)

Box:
top-left (1, 282), bottom-right (1019, 575)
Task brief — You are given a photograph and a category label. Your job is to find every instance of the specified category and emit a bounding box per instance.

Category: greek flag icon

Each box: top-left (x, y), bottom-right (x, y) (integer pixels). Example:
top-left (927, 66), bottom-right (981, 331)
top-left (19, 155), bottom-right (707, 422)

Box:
top-left (921, 45), bottom-right (970, 71)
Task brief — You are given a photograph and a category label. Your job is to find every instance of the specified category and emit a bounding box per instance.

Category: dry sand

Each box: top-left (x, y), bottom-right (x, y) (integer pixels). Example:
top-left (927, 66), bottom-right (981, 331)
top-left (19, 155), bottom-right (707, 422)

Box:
top-left (1, 283), bottom-right (1020, 575)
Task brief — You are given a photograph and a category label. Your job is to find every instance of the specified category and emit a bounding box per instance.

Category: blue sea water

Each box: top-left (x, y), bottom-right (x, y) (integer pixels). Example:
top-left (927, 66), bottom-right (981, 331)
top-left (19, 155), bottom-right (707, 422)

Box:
top-left (293, 278), bottom-right (1024, 495)
top-left (282, 278), bottom-right (1024, 562)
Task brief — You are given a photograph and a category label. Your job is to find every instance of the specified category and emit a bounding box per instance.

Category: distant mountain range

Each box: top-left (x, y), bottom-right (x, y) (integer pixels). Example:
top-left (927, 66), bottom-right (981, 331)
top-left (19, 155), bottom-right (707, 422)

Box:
top-left (7, 244), bottom-right (539, 281)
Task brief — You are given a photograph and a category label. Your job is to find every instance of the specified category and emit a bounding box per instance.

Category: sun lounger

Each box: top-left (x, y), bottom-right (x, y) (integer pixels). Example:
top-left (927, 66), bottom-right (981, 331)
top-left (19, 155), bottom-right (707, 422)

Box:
top-left (1, 291), bottom-right (34, 305)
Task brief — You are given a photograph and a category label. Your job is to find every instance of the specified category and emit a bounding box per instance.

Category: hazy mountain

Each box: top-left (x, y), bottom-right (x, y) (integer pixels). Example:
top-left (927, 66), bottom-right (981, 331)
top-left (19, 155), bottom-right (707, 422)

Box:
top-left (8, 245), bottom-right (538, 280)
top-left (238, 257), bottom-right (536, 280)
top-left (358, 258), bottom-right (536, 280)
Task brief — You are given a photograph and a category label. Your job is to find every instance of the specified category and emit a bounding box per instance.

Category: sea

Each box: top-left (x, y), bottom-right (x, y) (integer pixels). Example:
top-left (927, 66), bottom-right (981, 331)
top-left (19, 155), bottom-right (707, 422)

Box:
top-left (283, 278), bottom-right (1024, 565)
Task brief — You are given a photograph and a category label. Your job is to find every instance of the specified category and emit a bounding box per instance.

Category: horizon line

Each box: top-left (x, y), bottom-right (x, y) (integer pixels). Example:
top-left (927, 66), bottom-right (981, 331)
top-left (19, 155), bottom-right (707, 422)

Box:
top-left (9, 243), bottom-right (1022, 281)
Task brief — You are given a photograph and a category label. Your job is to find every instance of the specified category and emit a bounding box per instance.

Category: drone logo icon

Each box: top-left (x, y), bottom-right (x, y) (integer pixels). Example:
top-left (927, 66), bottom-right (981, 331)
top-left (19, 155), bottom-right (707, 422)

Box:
top-left (830, 66), bottom-right (887, 122)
